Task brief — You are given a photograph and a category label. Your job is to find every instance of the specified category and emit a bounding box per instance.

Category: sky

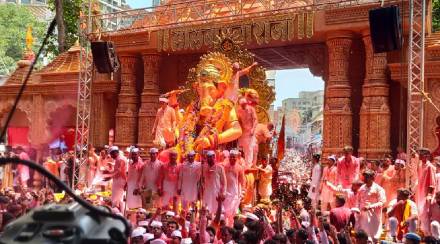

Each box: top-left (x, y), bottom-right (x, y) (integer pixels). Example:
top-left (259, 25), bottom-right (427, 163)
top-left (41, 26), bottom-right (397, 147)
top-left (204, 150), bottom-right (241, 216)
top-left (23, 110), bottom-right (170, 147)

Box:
top-left (126, 0), bottom-right (152, 8)
top-left (272, 69), bottom-right (324, 108)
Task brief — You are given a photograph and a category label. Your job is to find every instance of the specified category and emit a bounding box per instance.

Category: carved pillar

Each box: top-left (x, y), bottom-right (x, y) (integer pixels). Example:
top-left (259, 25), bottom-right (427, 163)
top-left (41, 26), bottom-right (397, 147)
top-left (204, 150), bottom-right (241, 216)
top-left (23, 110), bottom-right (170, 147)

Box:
top-left (30, 94), bottom-right (46, 188)
top-left (90, 92), bottom-right (108, 147)
top-left (138, 54), bottom-right (161, 148)
top-left (323, 31), bottom-right (354, 156)
top-left (359, 31), bottom-right (391, 159)
top-left (115, 55), bottom-right (139, 147)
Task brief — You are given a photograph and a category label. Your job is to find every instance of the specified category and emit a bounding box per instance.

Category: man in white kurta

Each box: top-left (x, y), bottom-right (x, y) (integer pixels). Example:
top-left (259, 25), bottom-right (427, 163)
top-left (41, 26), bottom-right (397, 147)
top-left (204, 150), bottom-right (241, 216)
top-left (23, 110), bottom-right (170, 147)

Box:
top-left (138, 148), bottom-right (162, 208)
top-left (109, 146), bottom-right (127, 213)
top-left (178, 151), bottom-right (201, 210)
top-left (257, 158), bottom-right (273, 201)
top-left (308, 154), bottom-right (322, 208)
top-left (202, 151), bottom-right (226, 214)
top-left (158, 150), bottom-right (179, 209)
top-left (320, 155), bottom-right (337, 210)
top-left (416, 148), bottom-right (437, 234)
top-left (152, 97), bottom-right (177, 148)
top-left (223, 150), bottom-right (245, 226)
top-left (127, 147), bottom-right (143, 209)
top-left (357, 170), bottom-right (386, 241)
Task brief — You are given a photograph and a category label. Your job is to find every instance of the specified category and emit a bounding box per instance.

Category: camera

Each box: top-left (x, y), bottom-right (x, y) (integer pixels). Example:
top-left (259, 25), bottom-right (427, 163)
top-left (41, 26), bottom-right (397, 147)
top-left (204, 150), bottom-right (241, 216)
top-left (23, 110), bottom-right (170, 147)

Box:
top-left (0, 202), bottom-right (127, 244)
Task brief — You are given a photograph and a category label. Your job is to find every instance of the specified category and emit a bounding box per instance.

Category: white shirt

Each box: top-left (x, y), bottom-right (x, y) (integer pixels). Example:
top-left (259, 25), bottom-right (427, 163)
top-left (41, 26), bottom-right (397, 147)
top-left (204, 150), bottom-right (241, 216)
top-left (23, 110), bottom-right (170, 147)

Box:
top-left (139, 159), bottom-right (162, 191)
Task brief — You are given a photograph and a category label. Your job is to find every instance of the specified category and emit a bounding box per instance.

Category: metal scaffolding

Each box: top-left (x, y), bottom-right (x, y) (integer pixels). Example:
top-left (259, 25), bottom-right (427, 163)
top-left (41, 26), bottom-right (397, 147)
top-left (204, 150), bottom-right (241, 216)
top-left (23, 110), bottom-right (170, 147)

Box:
top-left (406, 0), bottom-right (426, 156)
top-left (74, 0), bottom-right (93, 188)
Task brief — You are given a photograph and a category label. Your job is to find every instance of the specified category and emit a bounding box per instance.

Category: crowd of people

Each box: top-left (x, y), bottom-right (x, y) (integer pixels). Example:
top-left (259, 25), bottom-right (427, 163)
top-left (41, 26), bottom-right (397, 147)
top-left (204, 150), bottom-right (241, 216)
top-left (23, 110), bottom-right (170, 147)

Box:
top-left (1, 143), bottom-right (440, 244)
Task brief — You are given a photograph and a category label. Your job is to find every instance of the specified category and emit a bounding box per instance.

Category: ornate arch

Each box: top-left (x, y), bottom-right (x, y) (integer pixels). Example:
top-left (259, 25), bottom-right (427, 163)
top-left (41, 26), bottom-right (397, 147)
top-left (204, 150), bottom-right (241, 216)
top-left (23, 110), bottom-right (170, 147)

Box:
top-left (0, 98), bottom-right (32, 125)
top-left (0, 98), bottom-right (32, 145)
top-left (44, 98), bottom-right (77, 119)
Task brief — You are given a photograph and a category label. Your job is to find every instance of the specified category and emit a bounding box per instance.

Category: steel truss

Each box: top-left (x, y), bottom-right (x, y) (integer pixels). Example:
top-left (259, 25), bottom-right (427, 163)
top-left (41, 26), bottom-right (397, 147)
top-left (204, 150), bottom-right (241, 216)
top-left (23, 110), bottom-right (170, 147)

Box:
top-left (74, 0), bottom-right (93, 188)
top-left (406, 0), bottom-right (426, 187)
top-left (91, 0), bottom-right (398, 35)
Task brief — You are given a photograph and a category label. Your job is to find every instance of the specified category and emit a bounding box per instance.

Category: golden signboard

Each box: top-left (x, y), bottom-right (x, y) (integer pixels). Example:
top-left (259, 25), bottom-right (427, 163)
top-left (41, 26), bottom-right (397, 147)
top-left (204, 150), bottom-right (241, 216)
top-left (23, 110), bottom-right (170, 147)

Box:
top-left (157, 12), bottom-right (314, 52)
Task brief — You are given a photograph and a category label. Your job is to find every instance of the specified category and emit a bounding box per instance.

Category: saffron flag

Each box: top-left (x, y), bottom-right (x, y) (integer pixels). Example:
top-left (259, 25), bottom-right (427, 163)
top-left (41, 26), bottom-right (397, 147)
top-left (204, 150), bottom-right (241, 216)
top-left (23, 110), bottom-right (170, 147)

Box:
top-left (277, 115), bottom-right (285, 162)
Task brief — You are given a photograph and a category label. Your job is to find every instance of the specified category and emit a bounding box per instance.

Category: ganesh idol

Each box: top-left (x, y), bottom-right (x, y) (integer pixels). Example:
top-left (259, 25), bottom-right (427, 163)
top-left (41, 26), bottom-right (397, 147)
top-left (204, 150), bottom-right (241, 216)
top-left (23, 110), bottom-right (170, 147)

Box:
top-left (177, 52), bottom-right (244, 153)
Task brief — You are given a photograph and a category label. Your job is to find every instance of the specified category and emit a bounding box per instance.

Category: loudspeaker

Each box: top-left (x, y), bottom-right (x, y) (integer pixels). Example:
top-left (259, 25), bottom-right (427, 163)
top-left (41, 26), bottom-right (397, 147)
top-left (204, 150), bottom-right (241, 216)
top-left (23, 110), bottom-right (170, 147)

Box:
top-left (91, 41), bottom-right (120, 73)
top-left (369, 5), bottom-right (402, 53)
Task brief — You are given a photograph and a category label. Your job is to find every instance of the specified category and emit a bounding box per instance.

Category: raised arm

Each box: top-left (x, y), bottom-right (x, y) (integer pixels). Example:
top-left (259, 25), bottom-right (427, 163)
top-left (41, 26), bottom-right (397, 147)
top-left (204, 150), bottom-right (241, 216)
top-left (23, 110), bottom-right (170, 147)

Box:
top-left (237, 62), bottom-right (258, 77)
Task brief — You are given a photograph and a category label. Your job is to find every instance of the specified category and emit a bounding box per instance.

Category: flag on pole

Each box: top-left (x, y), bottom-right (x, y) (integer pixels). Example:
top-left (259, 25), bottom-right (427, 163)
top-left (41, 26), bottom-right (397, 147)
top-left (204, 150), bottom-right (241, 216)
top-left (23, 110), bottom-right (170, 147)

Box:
top-left (277, 115), bottom-right (285, 162)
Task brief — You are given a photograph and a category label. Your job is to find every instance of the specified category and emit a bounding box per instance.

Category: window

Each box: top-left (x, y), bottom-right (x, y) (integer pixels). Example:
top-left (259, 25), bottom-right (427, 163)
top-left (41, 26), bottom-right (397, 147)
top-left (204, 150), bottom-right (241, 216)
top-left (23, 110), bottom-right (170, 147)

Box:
top-left (21, 0), bottom-right (31, 3)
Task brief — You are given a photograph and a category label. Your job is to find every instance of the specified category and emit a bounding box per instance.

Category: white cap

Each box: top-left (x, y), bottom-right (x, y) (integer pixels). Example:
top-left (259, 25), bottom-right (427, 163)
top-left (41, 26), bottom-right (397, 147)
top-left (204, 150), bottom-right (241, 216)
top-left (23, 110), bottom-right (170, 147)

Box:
top-left (143, 233), bottom-right (154, 241)
top-left (137, 208), bottom-right (147, 214)
top-left (206, 150), bottom-right (215, 156)
top-left (301, 221), bottom-right (310, 228)
top-left (138, 220), bottom-right (149, 227)
top-left (150, 220), bottom-right (163, 228)
top-left (166, 211), bottom-right (175, 217)
top-left (151, 239), bottom-right (167, 244)
top-left (159, 97), bottom-right (169, 103)
top-left (131, 147), bottom-right (140, 153)
top-left (150, 147), bottom-right (159, 153)
top-left (350, 207), bottom-right (361, 213)
top-left (229, 150), bottom-right (239, 155)
top-left (108, 146), bottom-right (119, 154)
top-left (187, 150), bottom-right (196, 156)
top-left (245, 212), bottom-right (259, 221)
top-left (327, 155), bottom-right (336, 162)
top-left (395, 159), bottom-right (406, 166)
top-left (171, 230), bottom-right (182, 238)
top-left (131, 227), bottom-right (146, 237)
top-left (181, 238), bottom-right (193, 244)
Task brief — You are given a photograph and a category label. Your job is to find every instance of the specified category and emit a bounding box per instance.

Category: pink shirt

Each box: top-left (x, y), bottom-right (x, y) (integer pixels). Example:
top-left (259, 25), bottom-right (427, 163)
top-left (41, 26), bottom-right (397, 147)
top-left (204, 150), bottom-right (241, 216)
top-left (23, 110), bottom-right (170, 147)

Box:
top-left (330, 206), bottom-right (352, 231)
top-left (429, 202), bottom-right (440, 223)
top-left (237, 106), bottom-right (257, 136)
top-left (337, 156), bottom-right (360, 188)
top-left (113, 156), bottom-right (127, 180)
top-left (255, 123), bottom-right (272, 144)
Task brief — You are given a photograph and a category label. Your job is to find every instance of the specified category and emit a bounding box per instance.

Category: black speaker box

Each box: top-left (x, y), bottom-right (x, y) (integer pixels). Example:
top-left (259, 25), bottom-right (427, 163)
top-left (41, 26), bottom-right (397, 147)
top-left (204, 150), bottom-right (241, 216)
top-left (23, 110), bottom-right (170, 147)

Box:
top-left (91, 41), bottom-right (120, 73)
top-left (369, 5), bottom-right (402, 53)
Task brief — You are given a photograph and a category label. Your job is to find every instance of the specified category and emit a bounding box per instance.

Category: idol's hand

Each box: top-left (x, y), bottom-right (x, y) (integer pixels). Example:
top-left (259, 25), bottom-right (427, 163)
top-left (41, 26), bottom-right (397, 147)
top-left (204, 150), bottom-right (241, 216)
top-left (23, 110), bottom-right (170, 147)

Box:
top-left (194, 136), bottom-right (211, 150)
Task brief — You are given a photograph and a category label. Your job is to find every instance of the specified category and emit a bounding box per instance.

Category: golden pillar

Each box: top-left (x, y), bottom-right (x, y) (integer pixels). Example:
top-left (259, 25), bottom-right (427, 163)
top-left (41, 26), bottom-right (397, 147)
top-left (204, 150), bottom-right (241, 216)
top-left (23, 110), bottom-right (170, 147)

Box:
top-left (138, 54), bottom-right (161, 148)
top-left (359, 31), bottom-right (391, 159)
top-left (323, 31), bottom-right (354, 156)
top-left (115, 55), bottom-right (139, 148)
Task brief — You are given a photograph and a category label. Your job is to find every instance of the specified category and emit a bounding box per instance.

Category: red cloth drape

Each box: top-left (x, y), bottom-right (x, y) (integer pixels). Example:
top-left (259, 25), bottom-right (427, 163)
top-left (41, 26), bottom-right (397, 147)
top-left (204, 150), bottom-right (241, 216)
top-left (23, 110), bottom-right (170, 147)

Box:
top-left (7, 127), bottom-right (29, 146)
top-left (49, 127), bottom-right (75, 150)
